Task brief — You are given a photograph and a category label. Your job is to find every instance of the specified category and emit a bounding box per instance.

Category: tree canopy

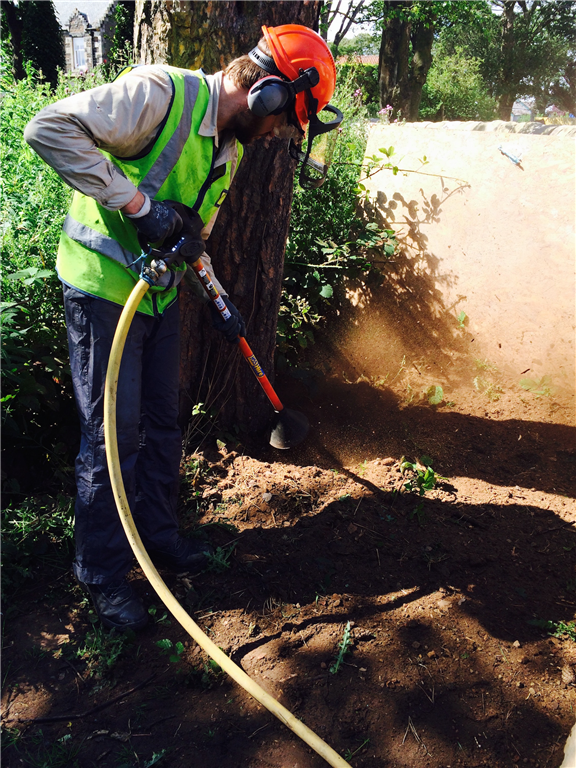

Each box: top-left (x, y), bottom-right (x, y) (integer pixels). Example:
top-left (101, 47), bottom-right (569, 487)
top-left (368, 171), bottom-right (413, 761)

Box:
top-left (328, 0), bottom-right (575, 120)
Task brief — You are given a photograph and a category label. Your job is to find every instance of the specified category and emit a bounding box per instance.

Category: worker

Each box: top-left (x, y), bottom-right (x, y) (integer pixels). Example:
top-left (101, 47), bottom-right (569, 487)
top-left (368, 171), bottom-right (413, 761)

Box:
top-left (25, 25), bottom-right (342, 632)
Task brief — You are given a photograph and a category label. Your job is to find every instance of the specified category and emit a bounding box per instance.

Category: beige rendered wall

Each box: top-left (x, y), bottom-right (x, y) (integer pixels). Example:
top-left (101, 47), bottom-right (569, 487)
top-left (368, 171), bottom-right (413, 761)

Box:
top-left (352, 120), bottom-right (575, 412)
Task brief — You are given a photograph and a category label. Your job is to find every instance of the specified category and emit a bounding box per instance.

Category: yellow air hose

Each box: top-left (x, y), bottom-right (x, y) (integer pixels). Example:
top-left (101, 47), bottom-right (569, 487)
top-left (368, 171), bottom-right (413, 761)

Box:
top-left (103, 276), bottom-right (352, 768)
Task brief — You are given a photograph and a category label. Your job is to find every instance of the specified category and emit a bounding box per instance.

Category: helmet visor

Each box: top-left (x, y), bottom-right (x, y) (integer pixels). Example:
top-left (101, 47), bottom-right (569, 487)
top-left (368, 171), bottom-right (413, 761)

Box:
top-left (290, 103), bottom-right (343, 189)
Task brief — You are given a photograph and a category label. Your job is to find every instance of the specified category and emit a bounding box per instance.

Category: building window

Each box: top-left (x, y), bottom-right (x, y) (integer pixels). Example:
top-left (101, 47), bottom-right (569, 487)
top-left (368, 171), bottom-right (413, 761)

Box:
top-left (73, 37), bottom-right (86, 69)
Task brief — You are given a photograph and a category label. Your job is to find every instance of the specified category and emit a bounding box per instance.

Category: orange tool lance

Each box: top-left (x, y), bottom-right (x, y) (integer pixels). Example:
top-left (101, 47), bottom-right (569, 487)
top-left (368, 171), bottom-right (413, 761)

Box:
top-left (189, 256), bottom-right (309, 449)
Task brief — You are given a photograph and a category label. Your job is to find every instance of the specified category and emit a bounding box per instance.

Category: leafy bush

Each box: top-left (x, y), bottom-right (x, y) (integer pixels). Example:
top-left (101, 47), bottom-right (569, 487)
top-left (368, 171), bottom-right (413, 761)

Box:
top-left (419, 46), bottom-right (498, 122)
top-left (337, 61), bottom-right (379, 111)
top-left (280, 62), bottom-right (396, 363)
top-left (337, 32), bottom-right (380, 58)
top-left (1, 62), bottom-right (107, 491)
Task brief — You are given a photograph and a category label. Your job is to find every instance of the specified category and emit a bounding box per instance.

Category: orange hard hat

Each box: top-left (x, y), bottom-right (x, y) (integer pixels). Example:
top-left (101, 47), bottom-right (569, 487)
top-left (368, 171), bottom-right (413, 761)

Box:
top-left (262, 24), bottom-right (337, 129)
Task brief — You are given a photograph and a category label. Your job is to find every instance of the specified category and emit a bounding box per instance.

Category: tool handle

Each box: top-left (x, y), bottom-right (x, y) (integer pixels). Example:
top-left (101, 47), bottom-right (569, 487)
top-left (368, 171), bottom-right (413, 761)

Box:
top-left (237, 337), bottom-right (284, 412)
top-left (190, 258), bottom-right (284, 413)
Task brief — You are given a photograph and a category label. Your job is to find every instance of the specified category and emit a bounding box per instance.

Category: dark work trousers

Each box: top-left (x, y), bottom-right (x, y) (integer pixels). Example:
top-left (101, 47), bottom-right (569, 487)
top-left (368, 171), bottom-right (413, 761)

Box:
top-left (63, 284), bottom-right (182, 585)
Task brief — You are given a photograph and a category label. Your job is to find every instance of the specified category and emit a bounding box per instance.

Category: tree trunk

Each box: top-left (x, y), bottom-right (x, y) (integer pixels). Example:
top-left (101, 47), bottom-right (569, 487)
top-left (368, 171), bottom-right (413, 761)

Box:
top-left (2, 1), bottom-right (25, 81)
top-left (134, 0), bottom-right (321, 444)
top-left (498, 0), bottom-right (516, 120)
top-left (408, 20), bottom-right (434, 121)
top-left (378, 11), bottom-right (412, 117)
top-left (498, 92), bottom-right (516, 121)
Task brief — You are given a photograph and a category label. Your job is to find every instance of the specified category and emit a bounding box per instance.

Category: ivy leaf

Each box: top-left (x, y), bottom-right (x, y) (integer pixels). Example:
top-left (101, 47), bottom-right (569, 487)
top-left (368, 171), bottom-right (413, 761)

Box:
top-left (320, 284), bottom-right (333, 299)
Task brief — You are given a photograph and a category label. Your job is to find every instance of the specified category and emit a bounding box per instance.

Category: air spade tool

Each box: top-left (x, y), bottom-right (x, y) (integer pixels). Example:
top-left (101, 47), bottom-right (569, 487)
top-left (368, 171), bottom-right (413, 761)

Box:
top-left (188, 252), bottom-right (309, 450)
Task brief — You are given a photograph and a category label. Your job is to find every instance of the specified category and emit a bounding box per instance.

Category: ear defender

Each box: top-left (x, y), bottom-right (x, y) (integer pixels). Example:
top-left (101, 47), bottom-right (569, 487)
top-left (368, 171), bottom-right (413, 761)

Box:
top-left (247, 76), bottom-right (293, 117)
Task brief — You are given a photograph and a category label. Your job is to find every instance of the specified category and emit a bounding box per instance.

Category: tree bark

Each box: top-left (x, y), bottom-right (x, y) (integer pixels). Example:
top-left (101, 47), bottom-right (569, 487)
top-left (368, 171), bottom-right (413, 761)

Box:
top-left (408, 20), bottom-right (434, 121)
top-left (134, 0), bottom-right (321, 444)
top-left (498, 0), bottom-right (517, 120)
top-left (378, 11), bottom-right (412, 117)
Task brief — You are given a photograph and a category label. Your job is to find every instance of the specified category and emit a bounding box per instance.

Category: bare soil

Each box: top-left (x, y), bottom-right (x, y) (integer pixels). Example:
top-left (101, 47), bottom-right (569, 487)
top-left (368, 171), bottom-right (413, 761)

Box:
top-left (3, 341), bottom-right (575, 768)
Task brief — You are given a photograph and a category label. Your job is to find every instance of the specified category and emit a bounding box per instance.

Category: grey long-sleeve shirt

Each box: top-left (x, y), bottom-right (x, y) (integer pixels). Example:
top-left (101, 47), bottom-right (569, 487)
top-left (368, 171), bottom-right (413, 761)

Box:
top-left (24, 66), bottom-right (239, 296)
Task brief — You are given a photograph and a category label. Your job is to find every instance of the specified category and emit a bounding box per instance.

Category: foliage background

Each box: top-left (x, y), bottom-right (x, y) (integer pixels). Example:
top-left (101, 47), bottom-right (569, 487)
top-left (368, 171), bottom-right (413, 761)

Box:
top-left (1, 64), bottom-right (109, 492)
top-left (419, 44), bottom-right (498, 121)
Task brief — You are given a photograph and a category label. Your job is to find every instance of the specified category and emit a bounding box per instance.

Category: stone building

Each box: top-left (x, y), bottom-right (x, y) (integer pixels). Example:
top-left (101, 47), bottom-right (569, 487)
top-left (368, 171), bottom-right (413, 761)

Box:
top-left (54, 2), bottom-right (116, 72)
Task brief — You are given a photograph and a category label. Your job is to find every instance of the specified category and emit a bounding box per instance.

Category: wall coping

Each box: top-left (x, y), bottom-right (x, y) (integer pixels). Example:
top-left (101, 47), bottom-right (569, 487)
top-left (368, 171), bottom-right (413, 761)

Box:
top-left (370, 119), bottom-right (576, 138)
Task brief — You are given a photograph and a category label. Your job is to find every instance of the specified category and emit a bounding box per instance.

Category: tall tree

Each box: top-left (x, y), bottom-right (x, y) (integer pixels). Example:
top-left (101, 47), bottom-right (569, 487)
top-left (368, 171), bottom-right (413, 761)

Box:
top-left (440, 0), bottom-right (576, 118)
top-left (1, 1), bottom-right (64, 88)
top-left (550, 60), bottom-right (576, 114)
top-left (20, 1), bottom-right (64, 87)
top-left (493, 0), bottom-right (576, 118)
top-left (370, 0), bottom-right (481, 120)
top-left (134, 0), bottom-right (322, 441)
top-left (1, 0), bottom-right (25, 81)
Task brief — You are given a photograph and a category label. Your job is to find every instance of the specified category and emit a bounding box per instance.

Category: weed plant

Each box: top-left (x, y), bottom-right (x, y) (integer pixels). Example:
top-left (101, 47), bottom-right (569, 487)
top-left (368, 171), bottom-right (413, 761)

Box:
top-left (401, 457), bottom-right (443, 496)
top-left (156, 637), bottom-right (186, 664)
top-left (530, 618), bottom-right (576, 642)
top-left (330, 620), bottom-right (353, 673)
top-left (1, 495), bottom-right (74, 594)
top-left (76, 624), bottom-right (134, 678)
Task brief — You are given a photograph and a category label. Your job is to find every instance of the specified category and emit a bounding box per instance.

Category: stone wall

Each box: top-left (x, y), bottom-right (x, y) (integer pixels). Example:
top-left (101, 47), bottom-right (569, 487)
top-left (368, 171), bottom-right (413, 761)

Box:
top-left (350, 119), bottom-right (575, 409)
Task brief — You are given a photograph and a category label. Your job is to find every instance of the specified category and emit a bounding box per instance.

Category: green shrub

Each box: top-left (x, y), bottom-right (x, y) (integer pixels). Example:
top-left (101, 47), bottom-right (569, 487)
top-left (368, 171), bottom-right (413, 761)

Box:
top-left (337, 61), bottom-right (379, 111)
top-left (419, 46), bottom-right (498, 122)
top-left (1, 62), bottom-right (107, 491)
top-left (280, 62), bottom-right (395, 363)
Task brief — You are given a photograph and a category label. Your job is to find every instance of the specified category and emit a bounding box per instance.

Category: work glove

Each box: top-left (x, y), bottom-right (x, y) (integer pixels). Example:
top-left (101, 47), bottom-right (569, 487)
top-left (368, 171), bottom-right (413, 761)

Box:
top-left (162, 203), bottom-right (206, 265)
top-left (209, 297), bottom-right (246, 344)
top-left (130, 198), bottom-right (183, 245)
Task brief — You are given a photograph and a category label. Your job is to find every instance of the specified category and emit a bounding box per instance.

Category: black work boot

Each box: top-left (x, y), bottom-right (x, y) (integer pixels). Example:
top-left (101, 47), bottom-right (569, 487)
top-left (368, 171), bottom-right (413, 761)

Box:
top-left (148, 538), bottom-right (213, 574)
top-left (80, 579), bottom-right (149, 632)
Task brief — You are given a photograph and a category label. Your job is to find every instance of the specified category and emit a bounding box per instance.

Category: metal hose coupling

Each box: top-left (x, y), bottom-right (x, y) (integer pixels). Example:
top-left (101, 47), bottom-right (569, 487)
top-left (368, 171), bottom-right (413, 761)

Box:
top-left (141, 258), bottom-right (168, 286)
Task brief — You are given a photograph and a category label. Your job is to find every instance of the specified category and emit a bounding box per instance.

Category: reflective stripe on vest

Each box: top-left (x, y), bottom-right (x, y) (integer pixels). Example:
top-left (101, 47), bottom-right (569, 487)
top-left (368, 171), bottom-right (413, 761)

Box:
top-left (62, 215), bottom-right (135, 267)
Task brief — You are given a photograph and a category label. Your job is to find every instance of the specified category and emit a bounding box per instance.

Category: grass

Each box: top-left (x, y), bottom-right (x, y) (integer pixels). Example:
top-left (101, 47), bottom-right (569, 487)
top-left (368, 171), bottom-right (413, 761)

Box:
top-left (344, 737), bottom-right (370, 762)
top-left (330, 621), bottom-right (353, 674)
top-left (1, 729), bottom-right (81, 768)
